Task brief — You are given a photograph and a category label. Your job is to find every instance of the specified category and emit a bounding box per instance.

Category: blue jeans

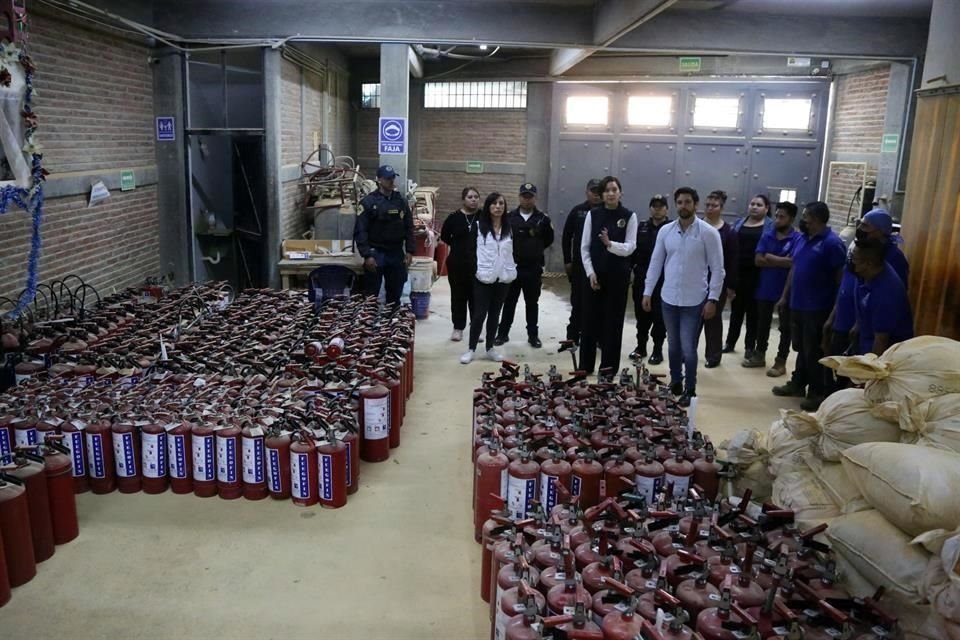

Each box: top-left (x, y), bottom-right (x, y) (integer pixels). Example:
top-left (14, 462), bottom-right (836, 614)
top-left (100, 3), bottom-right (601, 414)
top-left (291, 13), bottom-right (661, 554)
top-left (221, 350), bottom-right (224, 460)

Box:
top-left (661, 301), bottom-right (705, 391)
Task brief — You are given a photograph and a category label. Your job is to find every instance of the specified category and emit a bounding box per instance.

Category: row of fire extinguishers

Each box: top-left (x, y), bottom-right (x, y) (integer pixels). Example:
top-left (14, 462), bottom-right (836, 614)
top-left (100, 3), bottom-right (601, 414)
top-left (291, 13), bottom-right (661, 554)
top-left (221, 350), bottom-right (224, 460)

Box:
top-left (469, 362), bottom-right (901, 640)
top-left (0, 437), bottom-right (81, 608)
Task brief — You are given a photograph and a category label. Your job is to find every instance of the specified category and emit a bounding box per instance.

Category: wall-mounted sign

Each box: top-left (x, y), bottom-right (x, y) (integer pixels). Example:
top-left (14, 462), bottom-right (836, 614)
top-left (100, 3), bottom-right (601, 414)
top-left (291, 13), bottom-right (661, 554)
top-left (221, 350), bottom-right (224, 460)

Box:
top-left (120, 170), bottom-right (136, 191)
top-left (881, 133), bottom-right (900, 153)
top-left (679, 57), bottom-right (701, 72)
top-left (465, 161), bottom-right (484, 174)
top-left (378, 117), bottom-right (407, 154)
top-left (156, 116), bottom-right (175, 141)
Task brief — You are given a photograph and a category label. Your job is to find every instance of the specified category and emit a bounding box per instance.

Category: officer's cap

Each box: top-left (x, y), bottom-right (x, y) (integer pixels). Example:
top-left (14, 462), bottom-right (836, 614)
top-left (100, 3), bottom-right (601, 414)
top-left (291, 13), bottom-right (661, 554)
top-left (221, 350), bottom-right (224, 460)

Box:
top-left (377, 165), bottom-right (398, 179)
top-left (519, 183), bottom-right (537, 195)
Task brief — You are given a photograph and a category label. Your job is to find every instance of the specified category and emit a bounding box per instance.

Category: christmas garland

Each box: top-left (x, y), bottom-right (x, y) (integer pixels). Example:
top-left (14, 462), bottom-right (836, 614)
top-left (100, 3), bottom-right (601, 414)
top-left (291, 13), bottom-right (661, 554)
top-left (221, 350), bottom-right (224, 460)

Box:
top-left (0, 41), bottom-right (47, 321)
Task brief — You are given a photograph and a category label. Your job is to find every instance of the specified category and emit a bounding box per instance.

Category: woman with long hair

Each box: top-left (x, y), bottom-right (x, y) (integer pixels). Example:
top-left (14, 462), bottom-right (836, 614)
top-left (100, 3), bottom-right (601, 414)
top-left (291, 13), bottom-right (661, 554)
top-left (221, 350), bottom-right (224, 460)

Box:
top-left (725, 194), bottom-right (773, 366)
top-left (440, 186), bottom-right (481, 341)
top-left (579, 176), bottom-right (638, 375)
top-left (461, 192), bottom-right (517, 364)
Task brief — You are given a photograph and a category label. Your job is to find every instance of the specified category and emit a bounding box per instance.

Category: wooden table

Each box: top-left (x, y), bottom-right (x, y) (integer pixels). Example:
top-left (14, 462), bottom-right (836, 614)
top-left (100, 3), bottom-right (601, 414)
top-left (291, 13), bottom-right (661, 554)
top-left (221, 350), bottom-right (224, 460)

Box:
top-left (278, 253), bottom-right (364, 289)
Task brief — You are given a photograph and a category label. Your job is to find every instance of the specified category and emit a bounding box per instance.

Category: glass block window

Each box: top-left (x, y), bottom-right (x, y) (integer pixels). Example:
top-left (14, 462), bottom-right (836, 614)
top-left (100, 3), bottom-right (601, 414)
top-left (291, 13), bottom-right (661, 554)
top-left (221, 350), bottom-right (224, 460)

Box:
top-left (424, 81), bottom-right (527, 109)
top-left (361, 83), bottom-right (381, 109)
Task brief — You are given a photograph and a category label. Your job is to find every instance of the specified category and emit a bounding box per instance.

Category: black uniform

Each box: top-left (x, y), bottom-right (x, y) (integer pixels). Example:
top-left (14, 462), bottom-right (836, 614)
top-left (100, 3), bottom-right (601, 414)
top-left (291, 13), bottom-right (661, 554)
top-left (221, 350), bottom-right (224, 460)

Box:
top-left (580, 205), bottom-right (635, 374)
top-left (562, 201), bottom-right (591, 343)
top-left (353, 189), bottom-right (415, 304)
top-left (632, 217), bottom-right (670, 356)
top-left (440, 209), bottom-right (478, 331)
top-left (496, 207), bottom-right (554, 342)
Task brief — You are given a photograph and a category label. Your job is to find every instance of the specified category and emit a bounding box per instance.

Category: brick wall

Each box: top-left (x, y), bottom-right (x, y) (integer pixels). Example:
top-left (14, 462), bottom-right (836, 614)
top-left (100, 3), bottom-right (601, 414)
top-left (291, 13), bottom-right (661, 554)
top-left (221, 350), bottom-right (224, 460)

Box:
top-left (825, 65), bottom-right (890, 227)
top-left (0, 11), bottom-right (159, 303)
top-left (357, 108), bottom-right (379, 162)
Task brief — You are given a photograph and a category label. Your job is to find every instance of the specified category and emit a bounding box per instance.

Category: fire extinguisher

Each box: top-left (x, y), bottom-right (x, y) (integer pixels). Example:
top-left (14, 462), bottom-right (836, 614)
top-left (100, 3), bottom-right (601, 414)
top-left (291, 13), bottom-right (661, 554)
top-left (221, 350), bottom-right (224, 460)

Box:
top-left (13, 418), bottom-right (38, 449)
top-left (497, 579), bottom-right (547, 640)
top-left (326, 336), bottom-right (345, 359)
top-left (166, 420), bottom-right (193, 494)
top-left (602, 455), bottom-right (635, 500)
top-left (215, 422), bottom-right (242, 500)
top-left (506, 450), bottom-right (539, 521)
top-left (0, 472), bottom-right (36, 588)
top-left (359, 383), bottom-right (390, 462)
top-left (290, 431), bottom-right (319, 507)
top-left (241, 422), bottom-right (267, 500)
top-left (664, 449), bottom-right (695, 501)
top-left (111, 421), bottom-right (141, 493)
top-left (140, 421), bottom-right (168, 494)
top-left (502, 581), bottom-right (547, 640)
top-left (61, 418), bottom-right (89, 493)
top-left (597, 579), bottom-right (645, 640)
top-left (0, 523), bottom-right (8, 608)
top-left (384, 372), bottom-right (402, 449)
top-left (304, 341), bottom-right (324, 358)
top-left (191, 420), bottom-right (217, 498)
top-left (539, 449), bottom-right (572, 517)
top-left (85, 418), bottom-right (116, 494)
top-left (474, 440), bottom-right (509, 542)
top-left (38, 438), bottom-right (79, 545)
top-left (265, 427), bottom-right (291, 500)
top-left (634, 450), bottom-right (665, 507)
top-left (316, 428), bottom-right (347, 509)
top-left (571, 450), bottom-right (602, 511)
top-left (693, 441), bottom-right (723, 501)
top-left (7, 449), bottom-right (55, 563)
top-left (335, 421), bottom-right (359, 496)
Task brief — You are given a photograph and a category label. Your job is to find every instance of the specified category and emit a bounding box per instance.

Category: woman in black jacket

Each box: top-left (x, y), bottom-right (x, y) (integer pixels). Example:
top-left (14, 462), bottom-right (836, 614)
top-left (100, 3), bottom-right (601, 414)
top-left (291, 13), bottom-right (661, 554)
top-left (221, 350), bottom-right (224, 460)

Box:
top-left (440, 187), bottom-right (481, 341)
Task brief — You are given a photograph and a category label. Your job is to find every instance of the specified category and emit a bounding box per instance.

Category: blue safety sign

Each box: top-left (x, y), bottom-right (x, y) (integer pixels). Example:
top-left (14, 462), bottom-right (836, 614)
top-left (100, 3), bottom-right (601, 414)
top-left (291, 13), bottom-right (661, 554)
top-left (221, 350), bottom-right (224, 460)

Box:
top-left (156, 116), bottom-right (175, 141)
top-left (379, 117), bottom-right (406, 154)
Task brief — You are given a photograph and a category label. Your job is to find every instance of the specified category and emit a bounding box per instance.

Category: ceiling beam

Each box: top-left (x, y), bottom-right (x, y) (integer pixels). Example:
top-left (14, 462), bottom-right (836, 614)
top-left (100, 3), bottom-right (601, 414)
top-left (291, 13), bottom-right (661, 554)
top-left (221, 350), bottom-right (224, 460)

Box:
top-left (408, 45), bottom-right (423, 79)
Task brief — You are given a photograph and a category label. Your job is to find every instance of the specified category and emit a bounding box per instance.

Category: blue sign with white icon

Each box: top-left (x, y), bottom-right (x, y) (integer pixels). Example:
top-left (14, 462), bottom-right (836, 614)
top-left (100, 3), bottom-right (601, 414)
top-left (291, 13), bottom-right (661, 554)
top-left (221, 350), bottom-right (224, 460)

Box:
top-left (156, 116), bottom-right (175, 141)
top-left (378, 117), bottom-right (406, 154)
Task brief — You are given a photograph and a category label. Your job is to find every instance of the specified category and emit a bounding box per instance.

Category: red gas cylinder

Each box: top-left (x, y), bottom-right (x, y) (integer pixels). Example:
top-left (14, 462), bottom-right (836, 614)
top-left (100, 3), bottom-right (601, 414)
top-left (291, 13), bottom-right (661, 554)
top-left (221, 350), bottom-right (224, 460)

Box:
top-left (663, 450), bottom-right (695, 500)
top-left (316, 435), bottom-right (347, 509)
top-left (265, 430), bottom-right (292, 499)
top-left (60, 419), bottom-right (89, 493)
top-left (506, 452), bottom-right (539, 521)
top-left (575, 535), bottom-right (607, 571)
top-left (384, 374), bottom-right (402, 449)
top-left (637, 587), bottom-right (683, 622)
top-left (289, 435), bottom-right (319, 507)
top-left (482, 521), bottom-right (514, 603)
top-left (539, 452), bottom-right (572, 517)
top-left (0, 475), bottom-right (35, 587)
top-left (571, 453), bottom-right (602, 510)
top-left (240, 423), bottom-right (267, 500)
top-left (697, 598), bottom-right (758, 640)
top-left (602, 456), bottom-right (635, 500)
top-left (191, 421), bottom-right (217, 498)
top-left (0, 415), bottom-right (13, 461)
top-left (634, 452), bottom-right (665, 506)
top-left (7, 452), bottom-right (55, 562)
top-left (475, 443), bottom-right (510, 542)
top-left (543, 602), bottom-right (604, 639)
top-left (334, 425), bottom-right (359, 496)
top-left (40, 441), bottom-right (79, 545)
top-left (326, 336), bottom-right (345, 359)
top-left (215, 423), bottom-right (243, 500)
top-left (167, 421), bottom-right (193, 494)
top-left (600, 605), bottom-right (645, 640)
top-left (493, 563), bottom-right (541, 637)
top-left (497, 583), bottom-right (547, 640)
top-left (547, 577), bottom-right (592, 616)
top-left (140, 422), bottom-right (168, 494)
top-left (359, 384), bottom-right (390, 462)
top-left (0, 525), bottom-right (8, 607)
top-left (85, 420), bottom-right (116, 494)
top-left (13, 417), bottom-right (38, 449)
top-left (664, 548), bottom-right (707, 587)
top-left (676, 573), bottom-right (721, 618)
top-left (582, 556), bottom-right (620, 594)
top-left (111, 421), bottom-right (141, 493)
top-left (693, 442), bottom-right (723, 501)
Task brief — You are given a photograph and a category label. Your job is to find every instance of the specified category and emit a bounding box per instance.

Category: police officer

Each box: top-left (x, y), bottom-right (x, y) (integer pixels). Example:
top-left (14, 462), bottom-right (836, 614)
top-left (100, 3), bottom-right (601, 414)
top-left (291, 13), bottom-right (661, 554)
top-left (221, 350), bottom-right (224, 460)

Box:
top-left (353, 165), bottom-right (415, 304)
top-left (495, 183), bottom-right (554, 348)
top-left (630, 194), bottom-right (671, 364)
top-left (561, 179), bottom-right (602, 344)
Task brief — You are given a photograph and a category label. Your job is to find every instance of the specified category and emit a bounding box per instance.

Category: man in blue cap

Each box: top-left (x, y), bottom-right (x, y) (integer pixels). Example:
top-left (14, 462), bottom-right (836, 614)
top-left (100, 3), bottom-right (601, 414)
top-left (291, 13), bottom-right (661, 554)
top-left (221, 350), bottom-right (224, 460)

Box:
top-left (353, 165), bottom-right (415, 304)
top-left (822, 208), bottom-right (908, 366)
top-left (848, 237), bottom-right (913, 355)
top-left (495, 182), bottom-right (554, 348)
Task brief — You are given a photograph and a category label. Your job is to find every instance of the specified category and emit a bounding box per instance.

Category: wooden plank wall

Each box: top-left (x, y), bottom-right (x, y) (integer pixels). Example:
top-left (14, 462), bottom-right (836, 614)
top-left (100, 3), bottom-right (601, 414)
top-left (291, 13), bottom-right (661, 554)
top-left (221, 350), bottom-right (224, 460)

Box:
top-left (900, 93), bottom-right (960, 339)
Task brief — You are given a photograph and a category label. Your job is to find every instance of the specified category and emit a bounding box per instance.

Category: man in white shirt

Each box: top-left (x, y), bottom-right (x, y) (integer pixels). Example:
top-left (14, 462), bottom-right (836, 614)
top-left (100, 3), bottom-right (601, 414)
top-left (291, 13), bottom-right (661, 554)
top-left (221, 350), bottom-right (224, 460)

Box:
top-left (643, 187), bottom-right (725, 406)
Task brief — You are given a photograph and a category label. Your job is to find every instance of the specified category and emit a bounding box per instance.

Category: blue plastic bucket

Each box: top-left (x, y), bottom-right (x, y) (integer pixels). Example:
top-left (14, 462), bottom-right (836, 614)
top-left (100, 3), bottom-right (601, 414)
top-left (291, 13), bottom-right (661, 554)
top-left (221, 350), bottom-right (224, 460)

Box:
top-left (410, 291), bottom-right (430, 320)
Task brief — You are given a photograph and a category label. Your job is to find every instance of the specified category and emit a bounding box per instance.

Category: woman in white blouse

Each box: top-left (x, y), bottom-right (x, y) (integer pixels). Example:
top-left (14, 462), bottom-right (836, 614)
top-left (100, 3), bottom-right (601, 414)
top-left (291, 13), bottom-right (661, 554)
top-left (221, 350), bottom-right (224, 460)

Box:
top-left (578, 176), bottom-right (638, 375)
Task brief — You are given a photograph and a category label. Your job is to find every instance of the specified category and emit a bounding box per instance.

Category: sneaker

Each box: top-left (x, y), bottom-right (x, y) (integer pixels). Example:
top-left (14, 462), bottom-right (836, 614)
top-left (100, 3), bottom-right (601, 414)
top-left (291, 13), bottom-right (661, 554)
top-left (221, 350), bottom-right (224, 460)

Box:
top-left (800, 395), bottom-right (824, 412)
top-left (451, 329), bottom-right (463, 342)
top-left (493, 335), bottom-right (507, 347)
top-left (766, 359), bottom-right (787, 378)
top-left (722, 344), bottom-right (735, 354)
top-left (486, 348), bottom-right (504, 362)
top-left (629, 347), bottom-right (646, 361)
top-left (742, 352), bottom-right (766, 368)
top-left (772, 381), bottom-right (805, 397)
top-left (459, 350), bottom-right (474, 364)
top-left (670, 382), bottom-right (684, 396)
top-left (648, 351), bottom-right (663, 365)
top-left (528, 336), bottom-right (542, 349)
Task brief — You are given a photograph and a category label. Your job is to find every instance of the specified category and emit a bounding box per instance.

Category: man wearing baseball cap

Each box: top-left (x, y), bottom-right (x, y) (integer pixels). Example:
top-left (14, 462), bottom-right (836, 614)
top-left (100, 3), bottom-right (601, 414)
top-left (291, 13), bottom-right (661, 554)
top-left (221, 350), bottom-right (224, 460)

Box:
top-left (353, 164), bottom-right (415, 304)
top-left (630, 194), bottom-right (671, 364)
top-left (495, 182), bottom-right (554, 348)
top-left (561, 179), bottom-right (602, 345)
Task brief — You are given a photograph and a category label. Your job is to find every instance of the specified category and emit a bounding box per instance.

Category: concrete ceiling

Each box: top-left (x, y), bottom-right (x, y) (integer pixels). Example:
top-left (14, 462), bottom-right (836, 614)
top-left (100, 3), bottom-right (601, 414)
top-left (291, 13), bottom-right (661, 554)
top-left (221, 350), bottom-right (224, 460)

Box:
top-left (719, 0), bottom-right (933, 18)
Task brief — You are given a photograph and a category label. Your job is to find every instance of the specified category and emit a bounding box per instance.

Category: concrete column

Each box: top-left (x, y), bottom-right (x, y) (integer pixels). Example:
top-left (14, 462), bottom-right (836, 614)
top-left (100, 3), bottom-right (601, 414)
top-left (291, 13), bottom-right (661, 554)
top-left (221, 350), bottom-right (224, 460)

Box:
top-left (153, 51), bottom-right (190, 284)
top-left (407, 78), bottom-right (424, 185)
top-left (876, 62), bottom-right (912, 216)
top-left (379, 43), bottom-right (410, 183)
top-left (922, 0), bottom-right (960, 89)
top-left (525, 82), bottom-right (555, 268)
top-left (264, 49), bottom-right (283, 288)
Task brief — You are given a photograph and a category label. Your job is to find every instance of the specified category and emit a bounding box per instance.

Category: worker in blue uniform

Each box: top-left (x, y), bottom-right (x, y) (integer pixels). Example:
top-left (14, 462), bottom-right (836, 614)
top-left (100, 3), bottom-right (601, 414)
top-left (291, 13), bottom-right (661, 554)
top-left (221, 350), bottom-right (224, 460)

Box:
top-left (849, 238), bottom-right (914, 356)
top-left (353, 165), bottom-right (416, 304)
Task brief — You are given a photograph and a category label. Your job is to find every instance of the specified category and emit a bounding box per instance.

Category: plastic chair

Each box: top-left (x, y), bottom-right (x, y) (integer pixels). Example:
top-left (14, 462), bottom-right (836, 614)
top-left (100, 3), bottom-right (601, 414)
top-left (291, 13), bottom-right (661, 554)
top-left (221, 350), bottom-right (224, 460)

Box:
top-left (307, 265), bottom-right (356, 308)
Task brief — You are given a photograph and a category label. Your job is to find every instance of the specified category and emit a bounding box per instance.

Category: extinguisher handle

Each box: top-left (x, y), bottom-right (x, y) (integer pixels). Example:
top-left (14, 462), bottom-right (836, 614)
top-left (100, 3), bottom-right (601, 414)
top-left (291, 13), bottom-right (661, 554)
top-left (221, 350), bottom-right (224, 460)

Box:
top-left (676, 548), bottom-right (705, 565)
top-left (641, 619), bottom-right (667, 640)
top-left (711, 524), bottom-right (733, 540)
top-left (542, 614), bottom-right (574, 627)
top-left (817, 599), bottom-right (850, 625)
top-left (774, 597), bottom-right (798, 620)
top-left (600, 577), bottom-right (635, 596)
top-left (0, 471), bottom-right (25, 485)
top-left (800, 523), bottom-right (829, 539)
top-left (731, 602), bottom-right (758, 625)
top-left (655, 588), bottom-right (680, 606)
top-left (628, 538), bottom-right (657, 555)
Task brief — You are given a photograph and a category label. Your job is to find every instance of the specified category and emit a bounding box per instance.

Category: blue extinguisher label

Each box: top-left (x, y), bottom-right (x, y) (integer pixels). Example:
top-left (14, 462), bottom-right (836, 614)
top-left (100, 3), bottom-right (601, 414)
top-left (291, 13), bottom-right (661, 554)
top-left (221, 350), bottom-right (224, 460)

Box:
top-left (344, 440), bottom-right (353, 488)
top-left (169, 434), bottom-right (188, 479)
top-left (65, 431), bottom-right (86, 477)
top-left (318, 453), bottom-right (333, 501)
top-left (217, 436), bottom-right (237, 483)
top-left (193, 434), bottom-right (215, 482)
top-left (87, 432), bottom-right (106, 479)
top-left (539, 473), bottom-right (559, 514)
top-left (242, 438), bottom-right (264, 484)
top-left (268, 448), bottom-right (282, 492)
top-left (114, 431), bottom-right (137, 478)
top-left (507, 475), bottom-right (537, 520)
top-left (15, 427), bottom-right (38, 448)
top-left (0, 428), bottom-right (10, 462)
top-left (572, 474), bottom-right (582, 497)
top-left (291, 452), bottom-right (310, 499)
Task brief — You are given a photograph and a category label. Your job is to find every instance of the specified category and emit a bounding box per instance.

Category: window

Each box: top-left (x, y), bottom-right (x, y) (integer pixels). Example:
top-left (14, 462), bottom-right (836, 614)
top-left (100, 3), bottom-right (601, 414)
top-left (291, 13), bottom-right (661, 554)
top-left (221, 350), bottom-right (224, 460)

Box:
top-left (627, 96), bottom-right (672, 127)
top-left (565, 95), bottom-right (608, 126)
top-left (774, 188), bottom-right (797, 204)
top-left (424, 81), bottom-right (527, 109)
top-left (762, 98), bottom-right (812, 130)
top-left (692, 96), bottom-right (740, 129)
top-left (361, 83), bottom-right (381, 109)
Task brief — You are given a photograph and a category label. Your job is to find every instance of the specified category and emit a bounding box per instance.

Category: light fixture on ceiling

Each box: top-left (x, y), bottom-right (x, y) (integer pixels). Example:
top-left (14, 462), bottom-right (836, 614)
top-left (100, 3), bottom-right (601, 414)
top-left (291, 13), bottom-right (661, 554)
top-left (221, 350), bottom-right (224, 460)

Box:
top-left (479, 44), bottom-right (488, 51)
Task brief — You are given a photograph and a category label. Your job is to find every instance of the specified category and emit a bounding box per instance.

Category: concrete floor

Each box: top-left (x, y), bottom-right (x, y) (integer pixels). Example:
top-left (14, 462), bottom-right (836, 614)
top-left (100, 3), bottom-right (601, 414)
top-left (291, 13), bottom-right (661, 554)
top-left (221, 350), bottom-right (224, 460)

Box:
top-left (0, 277), bottom-right (799, 639)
